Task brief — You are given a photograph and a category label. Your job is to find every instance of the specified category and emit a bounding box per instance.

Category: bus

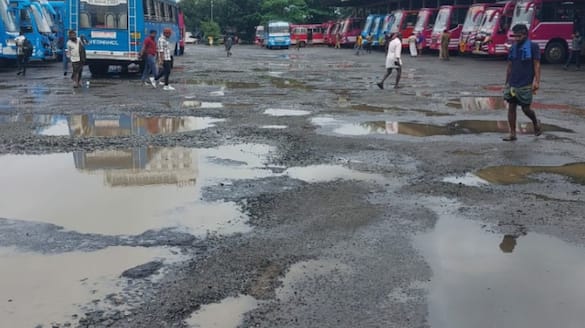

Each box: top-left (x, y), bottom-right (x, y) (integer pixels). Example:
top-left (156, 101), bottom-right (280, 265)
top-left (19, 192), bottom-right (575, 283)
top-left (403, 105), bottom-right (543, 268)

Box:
top-left (387, 9), bottom-right (418, 48)
top-left (326, 20), bottom-right (341, 46)
top-left (9, 0), bottom-right (54, 60)
top-left (506, 0), bottom-right (583, 64)
top-left (368, 15), bottom-right (384, 47)
top-left (48, 0), bottom-right (66, 57)
top-left (1, 0), bottom-right (19, 62)
top-left (430, 5), bottom-right (470, 51)
top-left (361, 14), bottom-right (378, 38)
top-left (375, 13), bottom-right (395, 47)
top-left (338, 16), bottom-right (363, 47)
top-left (413, 8), bottom-right (438, 49)
top-left (176, 9), bottom-right (184, 55)
top-left (459, 3), bottom-right (489, 54)
top-left (263, 21), bottom-right (290, 49)
top-left (291, 23), bottom-right (324, 47)
top-left (65, 0), bottom-right (181, 75)
top-left (254, 25), bottom-right (264, 45)
top-left (322, 20), bottom-right (334, 45)
top-left (472, 1), bottom-right (515, 56)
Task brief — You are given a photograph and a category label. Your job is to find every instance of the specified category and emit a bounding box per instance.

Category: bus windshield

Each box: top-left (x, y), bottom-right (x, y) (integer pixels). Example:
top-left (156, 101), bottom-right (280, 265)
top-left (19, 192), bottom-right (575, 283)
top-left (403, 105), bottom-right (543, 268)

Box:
top-left (432, 8), bottom-right (450, 34)
top-left (362, 16), bottom-right (373, 33)
top-left (414, 11), bottom-right (428, 32)
top-left (511, 3), bottom-right (534, 29)
top-left (80, 0), bottom-right (128, 30)
top-left (31, 5), bottom-right (52, 33)
top-left (479, 10), bottom-right (498, 33)
top-left (39, 5), bottom-right (55, 28)
top-left (0, 0), bottom-right (18, 32)
top-left (371, 16), bottom-right (381, 34)
top-left (268, 23), bottom-right (289, 34)
top-left (382, 15), bottom-right (394, 33)
top-left (462, 6), bottom-right (484, 32)
top-left (390, 11), bottom-right (403, 33)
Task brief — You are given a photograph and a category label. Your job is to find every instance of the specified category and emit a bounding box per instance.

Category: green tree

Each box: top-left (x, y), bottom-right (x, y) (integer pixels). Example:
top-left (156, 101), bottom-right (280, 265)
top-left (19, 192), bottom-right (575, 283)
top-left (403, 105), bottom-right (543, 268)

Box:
top-left (200, 20), bottom-right (221, 40)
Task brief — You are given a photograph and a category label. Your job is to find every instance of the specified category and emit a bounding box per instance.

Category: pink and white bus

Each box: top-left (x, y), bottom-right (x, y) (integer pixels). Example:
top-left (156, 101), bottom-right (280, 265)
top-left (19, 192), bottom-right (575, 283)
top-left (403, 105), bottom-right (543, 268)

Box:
top-left (429, 5), bottom-right (471, 51)
top-left (459, 3), bottom-right (490, 54)
top-left (413, 8), bottom-right (439, 48)
top-left (338, 16), bottom-right (364, 47)
top-left (290, 24), bottom-right (325, 46)
top-left (506, 0), bottom-right (580, 64)
top-left (472, 1), bottom-right (515, 56)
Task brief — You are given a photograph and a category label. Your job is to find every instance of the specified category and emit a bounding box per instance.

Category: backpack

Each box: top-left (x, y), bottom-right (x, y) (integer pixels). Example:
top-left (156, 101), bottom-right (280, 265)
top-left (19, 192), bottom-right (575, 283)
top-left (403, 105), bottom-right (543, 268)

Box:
top-left (22, 39), bottom-right (33, 58)
top-left (79, 40), bottom-right (86, 63)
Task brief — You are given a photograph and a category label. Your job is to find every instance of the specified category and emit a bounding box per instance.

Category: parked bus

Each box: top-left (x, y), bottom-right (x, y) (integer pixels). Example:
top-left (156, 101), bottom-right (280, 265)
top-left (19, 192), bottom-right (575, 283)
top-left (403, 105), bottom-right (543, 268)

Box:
top-left (1, 0), bottom-right (19, 62)
top-left (459, 3), bottom-right (489, 54)
top-left (10, 0), bottom-right (54, 60)
top-left (291, 23), bottom-right (324, 47)
top-left (322, 20), bottom-right (334, 45)
top-left (326, 20), bottom-right (341, 46)
top-left (430, 5), bottom-right (470, 51)
top-left (472, 1), bottom-right (515, 56)
top-left (254, 25), bottom-right (263, 46)
top-left (338, 16), bottom-right (363, 47)
top-left (361, 14), bottom-right (378, 38)
top-left (413, 8), bottom-right (438, 49)
top-left (506, 0), bottom-right (583, 64)
top-left (176, 9), bottom-right (184, 55)
top-left (65, 0), bottom-right (180, 75)
top-left (263, 21), bottom-right (290, 49)
top-left (387, 9), bottom-right (418, 48)
top-left (48, 0), bottom-right (66, 58)
top-left (368, 15), bottom-right (385, 47)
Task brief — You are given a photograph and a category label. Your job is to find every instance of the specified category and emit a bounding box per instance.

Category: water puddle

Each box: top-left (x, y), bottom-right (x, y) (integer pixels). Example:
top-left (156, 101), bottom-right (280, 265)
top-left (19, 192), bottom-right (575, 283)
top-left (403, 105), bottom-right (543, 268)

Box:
top-left (186, 80), bottom-right (261, 89)
top-left (476, 162), bottom-right (585, 185)
top-left (185, 295), bottom-right (258, 328)
top-left (263, 109), bottom-right (311, 117)
top-left (276, 259), bottom-right (351, 301)
top-left (415, 202), bottom-right (585, 328)
top-left (284, 165), bottom-right (383, 183)
top-left (1, 246), bottom-right (180, 328)
top-left (0, 114), bottom-right (224, 137)
top-left (442, 173), bottom-right (489, 187)
top-left (312, 118), bottom-right (571, 137)
top-left (268, 77), bottom-right (312, 90)
top-left (449, 97), bottom-right (582, 112)
top-left (0, 144), bottom-right (274, 236)
top-left (260, 125), bottom-right (288, 129)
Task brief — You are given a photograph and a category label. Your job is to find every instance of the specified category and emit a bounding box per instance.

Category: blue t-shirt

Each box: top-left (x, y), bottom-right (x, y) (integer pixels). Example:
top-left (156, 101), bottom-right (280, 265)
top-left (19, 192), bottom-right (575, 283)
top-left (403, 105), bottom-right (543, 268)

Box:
top-left (508, 41), bottom-right (540, 88)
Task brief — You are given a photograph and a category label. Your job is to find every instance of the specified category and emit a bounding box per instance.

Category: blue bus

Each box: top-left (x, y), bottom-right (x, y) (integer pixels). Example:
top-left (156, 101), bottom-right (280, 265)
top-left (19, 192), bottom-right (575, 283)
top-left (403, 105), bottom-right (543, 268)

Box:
top-left (48, 0), bottom-right (65, 58)
top-left (263, 21), bottom-right (290, 49)
top-left (9, 0), bottom-right (54, 60)
top-left (1, 0), bottom-right (19, 62)
top-left (65, 0), bottom-right (180, 75)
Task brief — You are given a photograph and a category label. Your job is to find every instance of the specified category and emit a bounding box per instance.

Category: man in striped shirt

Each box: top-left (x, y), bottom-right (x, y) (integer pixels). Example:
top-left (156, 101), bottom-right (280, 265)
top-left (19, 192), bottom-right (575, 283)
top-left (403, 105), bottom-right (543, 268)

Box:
top-left (155, 28), bottom-right (174, 91)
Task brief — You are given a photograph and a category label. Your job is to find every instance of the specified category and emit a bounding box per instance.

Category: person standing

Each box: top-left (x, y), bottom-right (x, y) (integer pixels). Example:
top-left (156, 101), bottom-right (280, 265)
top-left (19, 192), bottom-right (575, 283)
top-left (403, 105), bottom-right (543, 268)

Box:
top-left (564, 32), bottom-right (582, 70)
top-left (154, 28), bottom-right (174, 91)
top-left (416, 32), bottom-right (425, 54)
top-left (502, 24), bottom-right (542, 141)
top-left (440, 29), bottom-right (450, 60)
top-left (377, 33), bottom-right (402, 89)
top-left (140, 30), bottom-right (158, 88)
top-left (335, 32), bottom-right (341, 49)
top-left (66, 30), bottom-right (86, 88)
top-left (224, 34), bottom-right (233, 57)
top-left (307, 29), bottom-right (313, 47)
top-left (15, 32), bottom-right (30, 76)
top-left (408, 33), bottom-right (417, 57)
top-left (365, 33), bottom-right (373, 54)
top-left (355, 34), bottom-right (363, 56)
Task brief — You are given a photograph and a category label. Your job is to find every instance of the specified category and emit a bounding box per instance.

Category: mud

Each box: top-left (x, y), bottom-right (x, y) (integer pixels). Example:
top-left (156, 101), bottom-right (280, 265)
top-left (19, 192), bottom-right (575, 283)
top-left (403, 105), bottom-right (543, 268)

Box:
top-left (1, 45), bottom-right (585, 328)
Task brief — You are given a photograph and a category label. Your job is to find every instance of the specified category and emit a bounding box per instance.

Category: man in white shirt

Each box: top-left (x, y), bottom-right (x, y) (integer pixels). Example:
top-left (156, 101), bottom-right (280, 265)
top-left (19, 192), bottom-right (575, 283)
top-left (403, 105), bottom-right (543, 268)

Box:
top-left (154, 28), bottom-right (174, 90)
top-left (66, 30), bottom-right (85, 88)
top-left (377, 33), bottom-right (403, 89)
top-left (15, 32), bottom-right (28, 76)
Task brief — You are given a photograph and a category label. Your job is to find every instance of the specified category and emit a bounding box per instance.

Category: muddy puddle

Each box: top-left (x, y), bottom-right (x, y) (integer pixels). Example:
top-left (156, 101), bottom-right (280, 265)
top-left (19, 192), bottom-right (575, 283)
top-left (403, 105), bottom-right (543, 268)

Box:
top-left (1, 246), bottom-right (181, 328)
top-left (185, 80), bottom-right (261, 89)
top-left (312, 118), bottom-right (571, 137)
top-left (264, 108), bottom-right (311, 117)
top-left (268, 77), bottom-right (312, 90)
top-left (0, 114), bottom-right (224, 137)
top-left (349, 104), bottom-right (451, 116)
top-left (185, 294), bottom-right (259, 328)
top-left (260, 125), bottom-right (288, 129)
top-left (448, 96), bottom-right (582, 112)
top-left (442, 173), bottom-right (489, 187)
top-left (476, 162), bottom-right (585, 185)
top-left (284, 165), bottom-right (384, 183)
top-left (415, 200), bottom-right (585, 328)
top-left (0, 144), bottom-right (275, 236)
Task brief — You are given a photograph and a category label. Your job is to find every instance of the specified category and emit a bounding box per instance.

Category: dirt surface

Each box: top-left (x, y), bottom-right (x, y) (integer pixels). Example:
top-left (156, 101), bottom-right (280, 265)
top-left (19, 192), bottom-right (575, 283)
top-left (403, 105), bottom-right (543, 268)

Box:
top-left (1, 45), bottom-right (584, 328)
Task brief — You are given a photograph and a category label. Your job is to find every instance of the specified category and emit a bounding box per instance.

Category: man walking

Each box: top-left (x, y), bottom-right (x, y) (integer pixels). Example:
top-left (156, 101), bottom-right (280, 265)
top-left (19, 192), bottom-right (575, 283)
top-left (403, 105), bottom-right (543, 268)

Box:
top-left (377, 33), bottom-right (402, 89)
top-left (140, 30), bottom-right (158, 88)
top-left (15, 32), bottom-right (30, 76)
top-left (66, 30), bottom-right (85, 88)
top-left (154, 28), bottom-right (174, 91)
top-left (502, 24), bottom-right (542, 141)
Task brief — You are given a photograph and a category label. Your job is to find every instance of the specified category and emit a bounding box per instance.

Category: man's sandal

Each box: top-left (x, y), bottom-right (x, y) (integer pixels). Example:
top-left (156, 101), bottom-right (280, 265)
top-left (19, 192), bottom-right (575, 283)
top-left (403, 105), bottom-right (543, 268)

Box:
top-left (502, 135), bottom-right (517, 142)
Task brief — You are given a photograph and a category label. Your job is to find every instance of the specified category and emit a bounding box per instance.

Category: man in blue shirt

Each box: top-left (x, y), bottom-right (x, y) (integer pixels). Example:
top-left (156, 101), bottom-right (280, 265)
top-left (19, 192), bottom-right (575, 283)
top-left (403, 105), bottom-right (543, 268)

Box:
top-left (502, 24), bottom-right (542, 141)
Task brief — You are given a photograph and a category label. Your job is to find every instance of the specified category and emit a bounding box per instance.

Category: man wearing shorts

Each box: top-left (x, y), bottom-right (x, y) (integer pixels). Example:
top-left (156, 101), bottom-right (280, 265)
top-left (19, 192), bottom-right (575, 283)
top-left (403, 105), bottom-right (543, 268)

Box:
top-left (502, 24), bottom-right (542, 141)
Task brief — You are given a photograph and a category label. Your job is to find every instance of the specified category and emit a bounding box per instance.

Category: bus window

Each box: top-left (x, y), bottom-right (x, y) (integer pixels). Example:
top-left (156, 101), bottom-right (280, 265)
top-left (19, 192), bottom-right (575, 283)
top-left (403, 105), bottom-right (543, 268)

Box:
top-left (118, 13), bottom-right (127, 28)
top-left (80, 12), bottom-right (90, 28)
top-left (81, 0), bottom-right (128, 29)
top-left (146, 0), bottom-right (155, 19)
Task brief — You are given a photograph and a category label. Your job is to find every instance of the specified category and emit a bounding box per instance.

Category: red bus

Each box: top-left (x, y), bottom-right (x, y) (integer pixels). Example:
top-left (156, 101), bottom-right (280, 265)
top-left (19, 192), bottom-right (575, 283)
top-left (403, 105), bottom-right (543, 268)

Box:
top-left (472, 1), bottom-right (515, 56)
top-left (326, 21), bottom-right (341, 46)
top-left (385, 9), bottom-right (419, 48)
top-left (291, 24), bottom-right (325, 47)
top-left (338, 17), bottom-right (364, 47)
top-left (506, 0), bottom-right (582, 64)
top-left (255, 25), bottom-right (264, 46)
top-left (459, 3), bottom-right (490, 54)
top-left (323, 20), bottom-right (335, 45)
top-left (413, 8), bottom-right (439, 49)
top-left (430, 5), bottom-right (471, 51)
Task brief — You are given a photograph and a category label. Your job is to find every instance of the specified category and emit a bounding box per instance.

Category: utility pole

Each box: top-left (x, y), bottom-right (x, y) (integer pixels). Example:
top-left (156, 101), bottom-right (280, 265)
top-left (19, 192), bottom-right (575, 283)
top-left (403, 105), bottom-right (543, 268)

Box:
top-left (210, 0), bottom-right (214, 22)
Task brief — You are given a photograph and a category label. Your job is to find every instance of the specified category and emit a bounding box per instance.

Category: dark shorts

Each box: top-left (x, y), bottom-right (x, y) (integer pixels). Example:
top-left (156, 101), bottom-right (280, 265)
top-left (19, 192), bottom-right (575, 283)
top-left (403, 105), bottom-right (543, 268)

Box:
top-left (72, 61), bottom-right (83, 77)
top-left (503, 84), bottom-right (533, 106)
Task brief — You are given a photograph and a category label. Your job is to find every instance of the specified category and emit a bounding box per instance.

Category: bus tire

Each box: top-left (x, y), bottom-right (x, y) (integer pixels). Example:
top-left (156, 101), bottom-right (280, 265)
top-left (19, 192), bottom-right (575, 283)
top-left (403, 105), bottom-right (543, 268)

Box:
top-left (544, 41), bottom-right (567, 65)
top-left (88, 63), bottom-right (109, 76)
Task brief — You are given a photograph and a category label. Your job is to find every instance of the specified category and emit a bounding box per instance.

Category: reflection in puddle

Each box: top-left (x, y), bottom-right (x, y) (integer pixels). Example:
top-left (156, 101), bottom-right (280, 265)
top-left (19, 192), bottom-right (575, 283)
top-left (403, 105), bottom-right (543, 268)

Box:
top-left (312, 118), bottom-right (571, 137)
top-left (0, 114), bottom-right (224, 137)
top-left (415, 204), bottom-right (585, 328)
top-left (449, 97), bottom-right (582, 112)
top-left (186, 80), bottom-right (261, 89)
top-left (284, 165), bottom-right (383, 183)
top-left (264, 109), bottom-right (311, 117)
top-left (185, 295), bottom-right (258, 328)
top-left (476, 162), bottom-right (585, 185)
top-left (0, 144), bottom-right (274, 235)
top-left (269, 77), bottom-right (311, 90)
top-left (260, 125), bottom-right (288, 129)
top-left (1, 246), bottom-right (180, 328)
top-left (442, 173), bottom-right (489, 186)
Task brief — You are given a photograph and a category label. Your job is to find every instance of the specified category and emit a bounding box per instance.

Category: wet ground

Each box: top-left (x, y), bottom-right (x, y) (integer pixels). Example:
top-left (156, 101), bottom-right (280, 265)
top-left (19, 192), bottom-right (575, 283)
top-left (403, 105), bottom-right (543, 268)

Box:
top-left (1, 45), bottom-right (584, 328)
